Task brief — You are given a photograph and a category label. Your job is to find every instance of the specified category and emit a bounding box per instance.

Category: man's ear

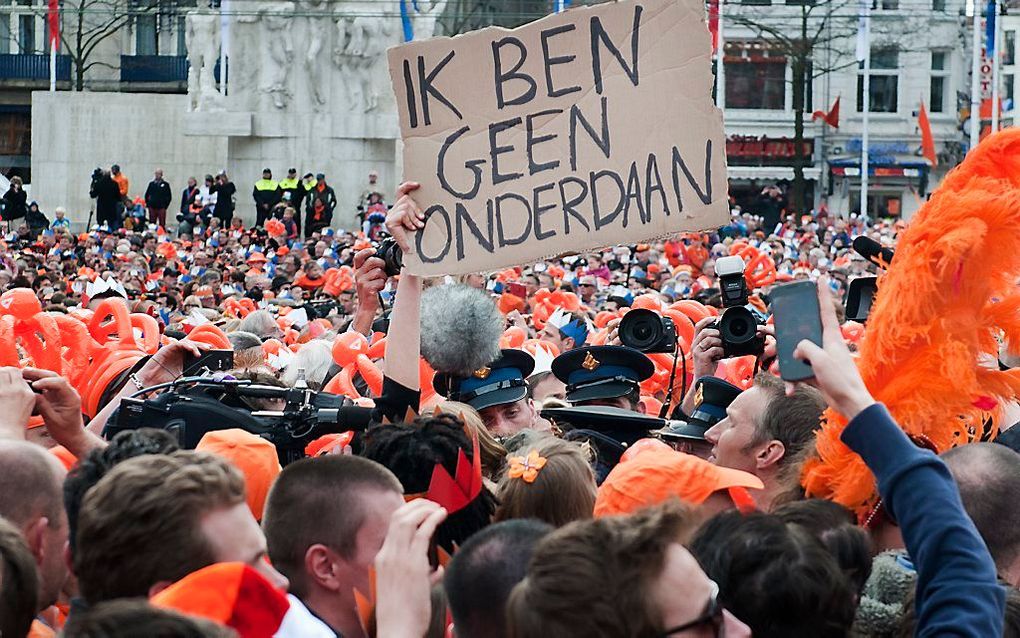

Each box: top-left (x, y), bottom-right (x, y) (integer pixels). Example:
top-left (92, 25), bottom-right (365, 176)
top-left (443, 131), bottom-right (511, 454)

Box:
top-left (25, 516), bottom-right (47, 567)
top-left (755, 440), bottom-right (786, 471)
top-left (563, 337), bottom-right (575, 351)
top-left (305, 544), bottom-right (342, 592)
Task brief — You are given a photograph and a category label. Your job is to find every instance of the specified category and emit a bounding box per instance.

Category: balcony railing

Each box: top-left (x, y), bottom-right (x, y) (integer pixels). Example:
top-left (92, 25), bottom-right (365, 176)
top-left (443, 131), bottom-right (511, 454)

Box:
top-left (0, 53), bottom-right (71, 81)
top-left (120, 54), bottom-right (188, 83)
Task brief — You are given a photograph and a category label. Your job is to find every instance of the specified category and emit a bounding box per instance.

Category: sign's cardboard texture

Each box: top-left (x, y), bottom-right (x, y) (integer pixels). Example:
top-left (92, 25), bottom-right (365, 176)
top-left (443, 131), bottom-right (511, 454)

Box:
top-left (388, 0), bottom-right (728, 276)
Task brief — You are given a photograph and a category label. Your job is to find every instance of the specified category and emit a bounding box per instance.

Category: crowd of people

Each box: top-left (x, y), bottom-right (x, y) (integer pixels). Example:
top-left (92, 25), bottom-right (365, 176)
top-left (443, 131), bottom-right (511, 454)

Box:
top-left (0, 127), bottom-right (1017, 638)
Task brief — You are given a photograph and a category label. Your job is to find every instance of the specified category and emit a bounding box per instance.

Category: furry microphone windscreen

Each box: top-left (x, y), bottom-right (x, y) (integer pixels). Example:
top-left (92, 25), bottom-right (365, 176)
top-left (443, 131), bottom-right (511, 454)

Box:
top-left (420, 284), bottom-right (503, 376)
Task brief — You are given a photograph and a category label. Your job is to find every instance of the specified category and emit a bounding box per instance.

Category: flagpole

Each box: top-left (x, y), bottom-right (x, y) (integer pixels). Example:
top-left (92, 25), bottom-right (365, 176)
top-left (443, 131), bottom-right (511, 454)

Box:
top-left (717, 0), bottom-right (726, 110)
top-left (860, 0), bottom-right (871, 223)
top-left (969, 0), bottom-right (982, 147)
top-left (991, 0), bottom-right (1001, 132)
top-left (49, 39), bottom-right (56, 92)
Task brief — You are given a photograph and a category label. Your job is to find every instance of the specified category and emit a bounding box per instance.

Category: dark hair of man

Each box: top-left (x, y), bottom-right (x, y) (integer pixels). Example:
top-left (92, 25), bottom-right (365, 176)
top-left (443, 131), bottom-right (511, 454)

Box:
top-left (941, 442), bottom-right (1020, 570)
top-left (362, 413), bottom-right (497, 551)
top-left (74, 450), bottom-right (245, 604)
top-left (506, 503), bottom-right (697, 638)
top-left (691, 510), bottom-right (856, 638)
top-left (773, 499), bottom-right (873, 594)
top-left (63, 428), bottom-right (179, 554)
top-left (62, 599), bottom-right (234, 638)
top-left (0, 516), bottom-right (38, 638)
top-left (445, 519), bottom-right (553, 638)
top-left (749, 373), bottom-right (825, 464)
top-left (262, 455), bottom-right (402, 598)
top-left (0, 441), bottom-right (63, 532)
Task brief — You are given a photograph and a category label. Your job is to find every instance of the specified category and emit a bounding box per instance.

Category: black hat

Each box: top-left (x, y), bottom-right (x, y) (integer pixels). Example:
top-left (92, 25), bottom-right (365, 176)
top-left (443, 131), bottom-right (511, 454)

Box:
top-left (263, 168), bottom-right (272, 174)
top-left (659, 377), bottom-right (742, 443)
top-left (541, 404), bottom-right (663, 482)
top-left (434, 349), bottom-right (535, 412)
top-left (288, 167), bottom-right (297, 174)
top-left (551, 345), bottom-right (654, 405)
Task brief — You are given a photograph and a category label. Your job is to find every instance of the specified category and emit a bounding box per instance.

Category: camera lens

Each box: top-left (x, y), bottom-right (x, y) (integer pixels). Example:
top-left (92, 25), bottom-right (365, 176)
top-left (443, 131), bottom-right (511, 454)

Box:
top-left (720, 307), bottom-right (756, 345)
top-left (619, 308), bottom-right (663, 351)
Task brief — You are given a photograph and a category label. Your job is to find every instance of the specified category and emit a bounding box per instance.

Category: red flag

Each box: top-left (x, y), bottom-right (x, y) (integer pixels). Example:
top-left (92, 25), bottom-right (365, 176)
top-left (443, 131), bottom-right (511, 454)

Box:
top-left (47, 0), bottom-right (59, 49)
top-left (707, 0), bottom-right (719, 54)
top-left (918, 101), bottom-right (937, 166)
top-left (811, 96), bottom-right (840, 129)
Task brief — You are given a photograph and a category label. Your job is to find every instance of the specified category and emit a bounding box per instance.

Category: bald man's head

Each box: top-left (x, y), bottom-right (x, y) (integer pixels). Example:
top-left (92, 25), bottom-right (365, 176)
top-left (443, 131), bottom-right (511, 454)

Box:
top-left (943, 443), bottom-right (1020, 582)
top-left (0, 441), bottom-right (69, 609)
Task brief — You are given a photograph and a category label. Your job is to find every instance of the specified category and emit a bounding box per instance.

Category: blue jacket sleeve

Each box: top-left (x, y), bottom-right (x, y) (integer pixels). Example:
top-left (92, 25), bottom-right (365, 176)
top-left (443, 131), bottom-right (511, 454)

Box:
top-left (841, 403), bottom-right (1004, 638)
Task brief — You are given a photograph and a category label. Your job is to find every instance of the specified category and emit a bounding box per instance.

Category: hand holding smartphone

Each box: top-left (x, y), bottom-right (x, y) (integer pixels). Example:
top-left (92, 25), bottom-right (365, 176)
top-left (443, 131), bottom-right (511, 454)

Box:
top-left (770, 280), bottom-right (823, 381)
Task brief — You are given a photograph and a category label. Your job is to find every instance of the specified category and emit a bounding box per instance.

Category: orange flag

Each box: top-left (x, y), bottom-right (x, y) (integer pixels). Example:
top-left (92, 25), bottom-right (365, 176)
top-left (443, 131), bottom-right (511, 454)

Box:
top-left (919, 101), bottom-right (938, 166)
top-left (812, 96), bottom-right (840, 129)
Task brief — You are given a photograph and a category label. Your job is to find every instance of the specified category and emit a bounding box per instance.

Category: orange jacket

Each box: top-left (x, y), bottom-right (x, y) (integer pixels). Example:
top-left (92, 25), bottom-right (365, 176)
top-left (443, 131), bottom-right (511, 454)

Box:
top-left (113, 173), bottom-right (129, 197)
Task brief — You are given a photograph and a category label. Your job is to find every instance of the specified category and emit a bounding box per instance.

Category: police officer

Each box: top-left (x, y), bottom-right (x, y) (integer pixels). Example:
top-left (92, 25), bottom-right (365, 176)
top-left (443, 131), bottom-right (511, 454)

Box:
top-left (658, 376), bottom-right (742, 459)
top-left (278, 167), bottom-right (303, 235)
top-left (252, 168), bottom-right (281, 227)
top-left (435, 349), bottom-right (551, 438)
top-left (551, 345), bottom-right (654, 412)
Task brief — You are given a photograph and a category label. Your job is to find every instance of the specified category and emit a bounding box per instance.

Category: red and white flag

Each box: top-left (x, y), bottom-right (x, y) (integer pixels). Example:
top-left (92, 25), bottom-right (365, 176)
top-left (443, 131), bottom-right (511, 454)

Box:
top-left (47, 0), bottom-right (59, 50)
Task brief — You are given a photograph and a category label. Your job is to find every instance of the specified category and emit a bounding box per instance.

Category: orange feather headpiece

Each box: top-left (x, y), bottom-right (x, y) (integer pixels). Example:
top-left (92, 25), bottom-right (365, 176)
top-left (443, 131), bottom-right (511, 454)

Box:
top-left (802, 129), bottom-right (1020, 515)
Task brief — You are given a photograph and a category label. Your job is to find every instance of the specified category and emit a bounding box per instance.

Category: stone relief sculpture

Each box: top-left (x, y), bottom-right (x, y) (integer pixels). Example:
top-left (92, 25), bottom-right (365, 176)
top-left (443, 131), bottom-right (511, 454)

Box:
top-left (304, 0), bottom-right (330, 108)
top-left (185, 11), bottom-right (223, 111)
top-left (262, 2), bottom-right (296, 109)
top-left (227, 0), bottom-right (262, 112)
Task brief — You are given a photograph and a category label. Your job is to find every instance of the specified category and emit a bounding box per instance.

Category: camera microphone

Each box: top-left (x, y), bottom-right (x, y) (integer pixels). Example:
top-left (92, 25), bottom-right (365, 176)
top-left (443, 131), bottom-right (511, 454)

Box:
top-left (852, 236), bottom-right (895, 270)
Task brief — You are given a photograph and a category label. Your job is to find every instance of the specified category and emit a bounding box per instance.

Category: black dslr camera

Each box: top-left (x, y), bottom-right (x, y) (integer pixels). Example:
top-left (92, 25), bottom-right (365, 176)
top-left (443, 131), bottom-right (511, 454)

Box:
top-left (710, 255), bottom-right (764, 358)
top-left (375, 237), bottom-right (404, 277)
top-left (619, 308), bottom-right (677, 353)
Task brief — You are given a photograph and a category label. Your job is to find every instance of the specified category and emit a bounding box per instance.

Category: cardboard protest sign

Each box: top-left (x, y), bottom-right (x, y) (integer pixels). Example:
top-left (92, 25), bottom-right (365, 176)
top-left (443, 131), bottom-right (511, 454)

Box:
top-left (388, 0), bottom-right (728, 276)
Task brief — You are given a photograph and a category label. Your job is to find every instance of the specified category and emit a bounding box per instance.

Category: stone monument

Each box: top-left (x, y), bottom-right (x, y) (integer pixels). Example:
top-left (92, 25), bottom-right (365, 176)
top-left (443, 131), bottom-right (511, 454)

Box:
top-left (183, 0), bottom-right (446, 228)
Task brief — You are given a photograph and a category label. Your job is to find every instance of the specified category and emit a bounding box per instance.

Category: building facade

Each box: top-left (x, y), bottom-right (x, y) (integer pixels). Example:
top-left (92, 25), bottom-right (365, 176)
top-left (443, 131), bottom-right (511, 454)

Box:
top-left (721, 0), bottom-right (974, 220)
top-left (0, 0), bottom-right (197, 182)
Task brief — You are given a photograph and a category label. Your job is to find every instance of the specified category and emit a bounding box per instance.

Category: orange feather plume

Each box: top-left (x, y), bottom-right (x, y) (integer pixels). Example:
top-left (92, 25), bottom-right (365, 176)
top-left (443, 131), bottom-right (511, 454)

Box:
top-left (802, 129), bottom-right (1020, 514)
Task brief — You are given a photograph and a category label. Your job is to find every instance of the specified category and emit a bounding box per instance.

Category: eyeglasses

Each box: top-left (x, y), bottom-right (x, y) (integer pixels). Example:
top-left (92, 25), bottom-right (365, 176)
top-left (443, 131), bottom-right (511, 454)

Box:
top-left (661, 580), bottom-right (725, 637)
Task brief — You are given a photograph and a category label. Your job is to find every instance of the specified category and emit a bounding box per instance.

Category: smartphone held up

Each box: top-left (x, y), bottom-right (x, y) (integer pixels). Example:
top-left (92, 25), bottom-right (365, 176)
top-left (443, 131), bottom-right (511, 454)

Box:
top-left (770, 281), bottom-right (823, 382)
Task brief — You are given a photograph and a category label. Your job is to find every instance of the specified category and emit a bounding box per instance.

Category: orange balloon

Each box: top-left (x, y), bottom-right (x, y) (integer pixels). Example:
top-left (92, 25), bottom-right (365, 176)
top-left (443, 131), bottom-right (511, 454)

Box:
top-left (632, 294), bottom-right (662, 312)
top-left (355, 354), bottom-right (384, 397)
top-left (186, 324), bottom-right (231, 349)
top-left (0, 288), bottom-right (42, 320)
top-left (332, 332), bottom-right (370, 368)
top-left (500, 326), bottom-right (527, 349)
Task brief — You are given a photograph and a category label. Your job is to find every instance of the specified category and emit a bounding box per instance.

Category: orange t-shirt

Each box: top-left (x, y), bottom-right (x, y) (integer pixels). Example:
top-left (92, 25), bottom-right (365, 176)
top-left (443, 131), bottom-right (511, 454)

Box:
top-left (113, 173), bottom-right (129, 197)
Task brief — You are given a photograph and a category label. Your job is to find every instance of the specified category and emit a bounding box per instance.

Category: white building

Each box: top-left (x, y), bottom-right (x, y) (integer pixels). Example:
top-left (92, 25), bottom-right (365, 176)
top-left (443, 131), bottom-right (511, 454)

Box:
top-left (720, 0), bottom-right (973, 219)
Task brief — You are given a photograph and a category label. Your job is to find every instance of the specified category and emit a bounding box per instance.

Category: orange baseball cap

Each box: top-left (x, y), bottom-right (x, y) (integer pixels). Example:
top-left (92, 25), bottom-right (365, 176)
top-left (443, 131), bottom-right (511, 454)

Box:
top-left (594, 448), bottom-right (763, 517)
top-left (197, 429), bottom-right (281, 522)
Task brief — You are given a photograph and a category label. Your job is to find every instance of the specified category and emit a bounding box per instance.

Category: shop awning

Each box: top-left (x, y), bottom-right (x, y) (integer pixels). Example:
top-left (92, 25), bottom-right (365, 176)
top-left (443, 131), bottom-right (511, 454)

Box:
top-left (727, 166), bottom-right (822, 181)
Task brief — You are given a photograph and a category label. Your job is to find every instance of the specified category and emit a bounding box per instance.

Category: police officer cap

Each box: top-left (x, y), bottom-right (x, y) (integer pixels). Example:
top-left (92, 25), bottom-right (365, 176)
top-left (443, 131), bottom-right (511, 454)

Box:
top-left (551, 345), bottom-right (654, 404)
top-left (661, 376), bottom-right (742, 442)
top-left (434, 349), bottom-right (535, 412)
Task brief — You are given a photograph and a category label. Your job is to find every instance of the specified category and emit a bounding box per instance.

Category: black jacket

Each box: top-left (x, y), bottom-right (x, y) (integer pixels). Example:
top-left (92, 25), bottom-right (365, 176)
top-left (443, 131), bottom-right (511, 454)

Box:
top-left (90, 175), bottom-right (121, 218)
top-left (2, 187), bottom-right (26, 221)
top-left (212, 182), bottom-right (237, 218)
top-left (180, 185), bottom-right (200, 215)
top-left (144, 179), bottom-right (172, 209)
top-left (304, 184), bottom-right (337, 232)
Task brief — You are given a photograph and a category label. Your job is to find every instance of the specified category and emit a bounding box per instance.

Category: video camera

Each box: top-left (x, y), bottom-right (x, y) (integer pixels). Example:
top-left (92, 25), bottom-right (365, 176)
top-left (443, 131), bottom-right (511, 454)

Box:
top-left (710, 255), bottom-right (764, 358)
top-left (106, 375), bottom-right (374, 465)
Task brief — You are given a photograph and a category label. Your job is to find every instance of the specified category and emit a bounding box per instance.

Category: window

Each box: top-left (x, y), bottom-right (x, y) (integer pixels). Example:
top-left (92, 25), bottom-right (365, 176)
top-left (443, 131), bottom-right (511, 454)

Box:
top-left (0, 15), bottom-right (9, 54)
top-left (1006, 74), bottom-right (1014, 110)
top-left (880, 0), bottom-right (899, 8)
top-left (136, 14), bottom-right (157, 55)
top-left (1006, 31), bottom-right (1016, 67)
top-left (17, 14), bottom-right (34, 53)
top-left (177, 15), bottom-right (187, 55)
top-left (932, 0), bottom-right (945, 10)
top-left (856, 48), bottom-right (899, 113)
top-left (725, 42), bottom-right (786, 110)
top-left (741, 0), bottom-right (772, 5)
top-left (930, 51), bottom-right (949, 113)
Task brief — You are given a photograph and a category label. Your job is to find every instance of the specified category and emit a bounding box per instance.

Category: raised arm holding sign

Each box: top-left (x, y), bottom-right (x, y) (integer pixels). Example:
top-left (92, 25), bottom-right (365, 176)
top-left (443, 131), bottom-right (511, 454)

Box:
top-left (387, 0), bottom-right (729, 276)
